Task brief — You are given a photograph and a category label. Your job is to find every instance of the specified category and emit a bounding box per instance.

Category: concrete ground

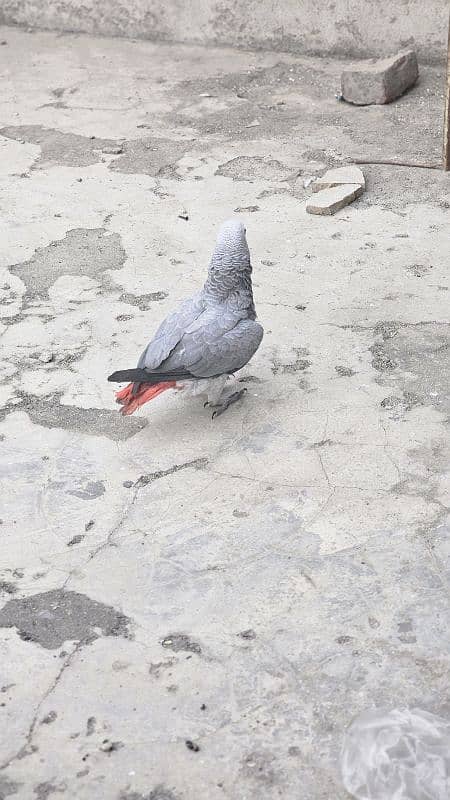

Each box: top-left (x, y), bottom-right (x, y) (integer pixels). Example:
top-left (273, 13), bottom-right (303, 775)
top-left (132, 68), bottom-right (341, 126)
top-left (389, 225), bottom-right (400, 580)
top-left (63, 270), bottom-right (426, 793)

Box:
top-left (0, 26), bottom-right (449, 800)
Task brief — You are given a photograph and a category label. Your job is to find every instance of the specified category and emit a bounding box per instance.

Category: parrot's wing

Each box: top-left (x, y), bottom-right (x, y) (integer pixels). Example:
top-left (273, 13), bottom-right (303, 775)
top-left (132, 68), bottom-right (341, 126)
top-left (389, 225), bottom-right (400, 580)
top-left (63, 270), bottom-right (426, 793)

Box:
top-left (156, 310), bottom-right (264, 378)
top-left (138, 292), bottom-right (204, 370)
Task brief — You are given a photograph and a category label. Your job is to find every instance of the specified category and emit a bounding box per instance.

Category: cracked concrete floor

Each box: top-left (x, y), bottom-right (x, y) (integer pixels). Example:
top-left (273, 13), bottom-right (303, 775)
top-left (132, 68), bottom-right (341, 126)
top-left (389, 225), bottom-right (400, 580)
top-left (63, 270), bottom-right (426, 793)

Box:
top-left (0, 26), bottom-right (449, 800)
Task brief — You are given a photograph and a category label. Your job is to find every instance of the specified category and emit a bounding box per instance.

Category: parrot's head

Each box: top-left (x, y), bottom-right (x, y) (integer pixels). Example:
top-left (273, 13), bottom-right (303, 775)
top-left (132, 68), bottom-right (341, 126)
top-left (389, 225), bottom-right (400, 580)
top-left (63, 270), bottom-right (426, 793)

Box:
top-left (206, 219), bottom-right (253, 296)
top-left (214, 219), bottom-right (249, 265)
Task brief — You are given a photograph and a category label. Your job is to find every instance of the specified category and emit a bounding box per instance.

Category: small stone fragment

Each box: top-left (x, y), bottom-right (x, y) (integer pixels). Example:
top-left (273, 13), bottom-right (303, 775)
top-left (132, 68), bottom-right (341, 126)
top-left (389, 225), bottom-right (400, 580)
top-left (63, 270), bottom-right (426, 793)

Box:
top-left (306, 184), bottom-right (364, 216)
top-left (41, 710), bottom-right (57, 724)
top-left (245, 119), bottom-right (260, 128)
top-left (185, 739), bottom-right (200, 752)
top-left (178, 210), bottom-right (189, 220)
top-left (39, 351), bottom-right (54, 363)
top-left (313, 166), bottom-right (365, 193)
top-left (239, 629), bottom-right (256, 640)
top-left (234, 205), bottom-right (259, 213)
top-left (341, 50), bottom-right (419, 105)
top-left (101, 144), bottom-right (123, 155)
top-left (67, 534), bottom-right (84, 546)
top-left (100, 739), bottom-right (123, 753)
top-left (122, 480), bottom-right (134, 488)
top-left (85, 520), bottom-right (95, 531)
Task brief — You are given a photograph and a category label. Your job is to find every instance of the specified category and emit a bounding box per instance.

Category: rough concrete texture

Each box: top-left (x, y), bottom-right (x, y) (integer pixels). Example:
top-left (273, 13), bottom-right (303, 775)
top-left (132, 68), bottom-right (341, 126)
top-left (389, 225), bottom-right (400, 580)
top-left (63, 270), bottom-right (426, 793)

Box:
top-left (0, 1), bottom-right (449, 61)
top-left (0, 26), bottom-right (449, 800)
top-left (341, 50), bottom-right (419, 106)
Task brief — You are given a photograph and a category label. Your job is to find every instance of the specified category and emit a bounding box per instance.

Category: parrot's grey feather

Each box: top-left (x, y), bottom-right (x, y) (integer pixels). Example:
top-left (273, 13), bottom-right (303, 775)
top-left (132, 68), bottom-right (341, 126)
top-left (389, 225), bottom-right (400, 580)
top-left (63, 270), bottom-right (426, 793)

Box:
top-left (137, 291), bottom-right (204, 370)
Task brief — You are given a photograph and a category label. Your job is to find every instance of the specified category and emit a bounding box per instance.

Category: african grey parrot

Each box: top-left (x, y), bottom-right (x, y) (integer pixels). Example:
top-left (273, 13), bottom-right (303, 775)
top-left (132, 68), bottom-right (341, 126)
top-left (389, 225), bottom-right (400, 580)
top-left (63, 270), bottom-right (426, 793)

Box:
top-left (108, 220), bottom-right (263, 417)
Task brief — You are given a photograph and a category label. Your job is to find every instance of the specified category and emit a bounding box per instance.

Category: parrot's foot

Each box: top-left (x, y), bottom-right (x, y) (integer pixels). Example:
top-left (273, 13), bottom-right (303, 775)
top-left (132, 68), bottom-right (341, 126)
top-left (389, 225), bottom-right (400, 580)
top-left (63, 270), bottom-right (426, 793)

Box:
top-left (209, 388), bottom-right (247, 419)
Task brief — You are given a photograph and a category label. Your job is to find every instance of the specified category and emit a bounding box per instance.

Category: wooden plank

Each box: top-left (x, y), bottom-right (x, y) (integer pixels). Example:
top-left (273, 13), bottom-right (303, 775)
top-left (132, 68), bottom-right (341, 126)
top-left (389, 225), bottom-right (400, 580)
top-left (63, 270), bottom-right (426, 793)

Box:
top-left (444, 7), bottom-right (450, 169)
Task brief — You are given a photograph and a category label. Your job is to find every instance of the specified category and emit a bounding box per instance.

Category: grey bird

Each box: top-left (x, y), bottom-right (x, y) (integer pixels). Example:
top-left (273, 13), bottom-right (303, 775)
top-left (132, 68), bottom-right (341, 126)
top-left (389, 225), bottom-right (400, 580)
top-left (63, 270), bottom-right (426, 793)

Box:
top-left (108, 220), bottom-right (263, 417)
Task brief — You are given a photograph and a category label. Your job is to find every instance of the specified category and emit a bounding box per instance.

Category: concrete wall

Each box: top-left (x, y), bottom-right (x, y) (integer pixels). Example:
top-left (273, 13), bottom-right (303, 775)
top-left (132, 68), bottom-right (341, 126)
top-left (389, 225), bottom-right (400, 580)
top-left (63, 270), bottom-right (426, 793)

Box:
top-left (0, 0), bottom-right (448, 60)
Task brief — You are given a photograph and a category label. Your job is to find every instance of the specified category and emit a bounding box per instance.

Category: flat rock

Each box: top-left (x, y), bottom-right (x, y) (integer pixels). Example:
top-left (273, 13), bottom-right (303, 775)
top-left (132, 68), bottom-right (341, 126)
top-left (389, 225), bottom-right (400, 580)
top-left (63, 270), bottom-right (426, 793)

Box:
top-left (341, 50), bottom-right (419, 105)
top-left (306, 183), bottom-right (364, 215)
top-left (312, 165), bottom-right (365, 192)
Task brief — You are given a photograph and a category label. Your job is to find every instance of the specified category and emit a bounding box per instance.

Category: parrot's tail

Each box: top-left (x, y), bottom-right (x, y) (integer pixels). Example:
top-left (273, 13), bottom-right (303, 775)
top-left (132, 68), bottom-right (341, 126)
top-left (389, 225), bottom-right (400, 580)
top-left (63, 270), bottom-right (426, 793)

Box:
top-left (115, 381), bottom-right (176, 416)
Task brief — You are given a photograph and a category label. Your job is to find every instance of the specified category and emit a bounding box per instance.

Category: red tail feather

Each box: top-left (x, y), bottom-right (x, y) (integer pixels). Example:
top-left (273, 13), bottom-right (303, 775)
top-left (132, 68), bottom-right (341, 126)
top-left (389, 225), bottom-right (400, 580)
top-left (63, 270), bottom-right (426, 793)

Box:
top-left (115, 381), bottom-right (176, 416)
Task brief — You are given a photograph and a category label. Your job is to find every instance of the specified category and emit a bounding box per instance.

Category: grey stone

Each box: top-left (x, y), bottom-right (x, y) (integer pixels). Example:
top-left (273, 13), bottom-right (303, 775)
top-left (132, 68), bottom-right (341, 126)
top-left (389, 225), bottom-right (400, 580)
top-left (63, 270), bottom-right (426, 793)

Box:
top-left (341, 50), bottom-right (419, 105)
top-left (312, 165), bottom-right (365, 192)
top-left (306, 183), bottom-right (364, 215)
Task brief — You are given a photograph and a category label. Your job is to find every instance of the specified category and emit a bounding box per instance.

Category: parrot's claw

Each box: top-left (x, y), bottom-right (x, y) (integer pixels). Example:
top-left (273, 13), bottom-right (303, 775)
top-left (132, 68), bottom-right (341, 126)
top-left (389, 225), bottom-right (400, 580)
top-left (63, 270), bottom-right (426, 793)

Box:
top-left (210, 388), bottom-right (247, 419)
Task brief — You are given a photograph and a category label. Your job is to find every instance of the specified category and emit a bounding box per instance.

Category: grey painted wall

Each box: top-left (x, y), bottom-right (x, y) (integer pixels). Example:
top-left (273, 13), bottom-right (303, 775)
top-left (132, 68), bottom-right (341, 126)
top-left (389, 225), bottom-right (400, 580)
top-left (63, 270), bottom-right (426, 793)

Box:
top-left (0, 0), bottom-right (448, 61)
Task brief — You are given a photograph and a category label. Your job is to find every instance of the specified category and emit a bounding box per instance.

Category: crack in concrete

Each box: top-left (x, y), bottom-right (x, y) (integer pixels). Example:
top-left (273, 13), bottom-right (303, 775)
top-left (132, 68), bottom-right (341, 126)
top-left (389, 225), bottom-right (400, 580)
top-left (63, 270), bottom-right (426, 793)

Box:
top-left (0, 641), bottom-right (82, 772)
top-left (62, 457), bottom-right (209, 587)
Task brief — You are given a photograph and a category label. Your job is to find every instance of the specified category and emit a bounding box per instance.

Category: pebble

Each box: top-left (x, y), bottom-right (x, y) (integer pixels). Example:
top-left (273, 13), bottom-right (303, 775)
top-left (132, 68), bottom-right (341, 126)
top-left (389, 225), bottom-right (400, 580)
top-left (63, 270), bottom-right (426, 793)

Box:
top-left (39, 351), bottom-right (54, 363)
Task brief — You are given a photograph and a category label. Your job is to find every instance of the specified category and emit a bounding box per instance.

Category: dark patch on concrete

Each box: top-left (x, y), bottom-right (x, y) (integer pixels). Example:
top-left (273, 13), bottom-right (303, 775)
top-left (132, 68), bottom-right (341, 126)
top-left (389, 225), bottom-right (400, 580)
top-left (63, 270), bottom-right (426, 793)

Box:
top-left (108, 137), bottom-right (192, 177)
top-left (67, 535), bottom-right (85, 546)
top-left (374, 321), bottom-right (400, 340)
top-left (335, 365), bottom-right (356, 377)
top-left (120, 787), bottom-right (180, 800)
top-left (0, 394), bottom-right (147, 441)
top-left (8, 228), bottom-right (126, 305)
top-left (0, 589), bottom-right (131, 649)
top-left (120, 291), bottom-right (168, 310)
top-left (257, 187), bottom-right (292, 199)
top-left (135, 458), bottom-right (208, 487)
top-left (67, 480), bottom-right (105, 500)
top-left (370, 343), bottom-right (397, 371)
top-left (174, 60), bottom-right (337, 141)
top-left (0, 581), bottom-right (17, 595)
top-left (272, 348), bottom-right (311, 375)
top-left (0, 776), bottom-right (20, 799)
top-left (239, 629), bottom-right (256, 639)
top-left (161, 634), bottom-right (202, 655)
top-left (234, 205), bottom-right (259, 212)
top-left (215, 155), bottom-right (294, 183)
top-left (372, 322), bottom-right (450, 413)
top-left (380, 392), bottom-right (423, 412)
top-left (406, 263), bottom-right (432, 278)
top-left (33, 783), bottom-right (64, 800)
top-left (40, 711), bottom-right (57, 725)
top-left (0, 125), bottom-right (117, 169)
top-left (86, 716), bottom-right (96, 736)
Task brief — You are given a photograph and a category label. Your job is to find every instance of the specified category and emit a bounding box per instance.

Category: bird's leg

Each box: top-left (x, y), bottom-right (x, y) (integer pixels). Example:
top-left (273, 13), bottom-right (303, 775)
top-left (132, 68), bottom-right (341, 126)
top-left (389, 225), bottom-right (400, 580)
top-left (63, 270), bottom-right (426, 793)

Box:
top-left (205, 375), bottom-right (247, 418)
top-left (210, 388), bottom-right (247, 418)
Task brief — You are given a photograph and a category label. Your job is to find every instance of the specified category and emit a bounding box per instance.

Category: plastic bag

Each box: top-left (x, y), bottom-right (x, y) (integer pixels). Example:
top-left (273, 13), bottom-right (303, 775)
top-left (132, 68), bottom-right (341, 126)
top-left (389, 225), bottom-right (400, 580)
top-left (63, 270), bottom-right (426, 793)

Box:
top-left (341, 707), bottom-right (450, 800)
